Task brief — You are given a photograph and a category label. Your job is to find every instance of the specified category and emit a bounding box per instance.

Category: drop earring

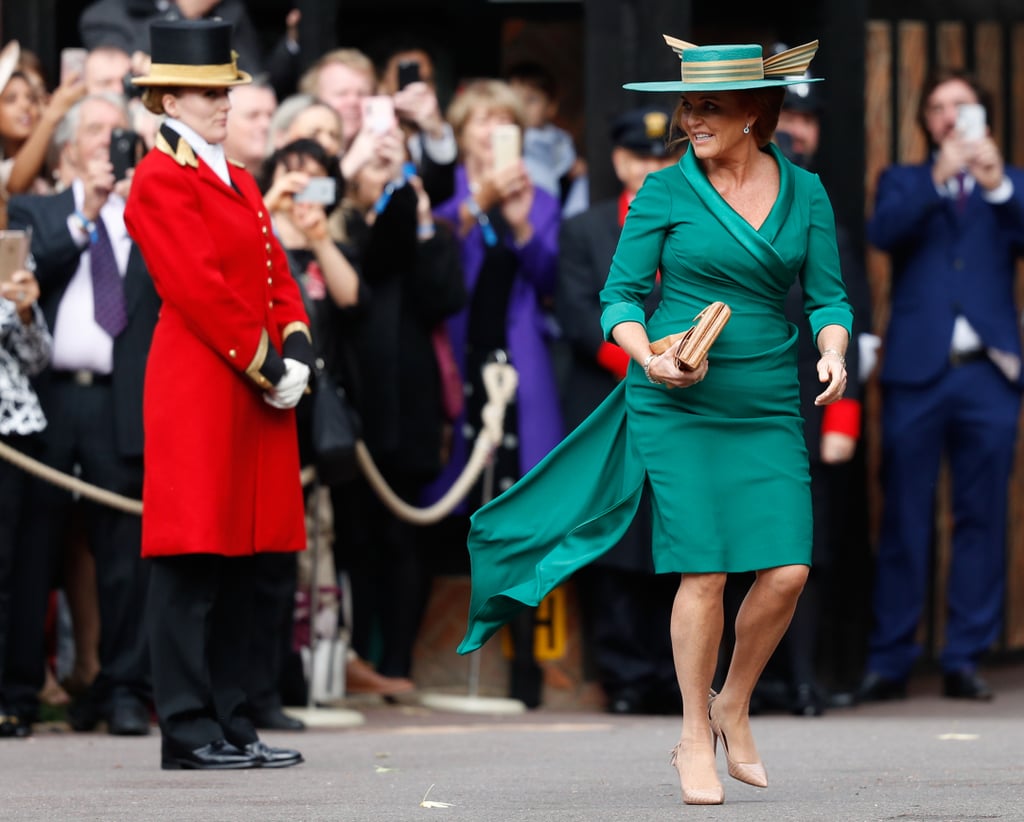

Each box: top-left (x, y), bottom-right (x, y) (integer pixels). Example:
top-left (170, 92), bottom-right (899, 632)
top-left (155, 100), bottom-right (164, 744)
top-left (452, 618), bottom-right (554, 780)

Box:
top-left (743, 123), bottom-right (750, 134)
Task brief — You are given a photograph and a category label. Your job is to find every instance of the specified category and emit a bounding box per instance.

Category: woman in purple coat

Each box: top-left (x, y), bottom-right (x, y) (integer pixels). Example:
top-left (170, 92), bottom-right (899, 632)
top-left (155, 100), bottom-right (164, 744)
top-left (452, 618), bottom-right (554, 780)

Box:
top-left (427, 78), bottom-right (563, 705)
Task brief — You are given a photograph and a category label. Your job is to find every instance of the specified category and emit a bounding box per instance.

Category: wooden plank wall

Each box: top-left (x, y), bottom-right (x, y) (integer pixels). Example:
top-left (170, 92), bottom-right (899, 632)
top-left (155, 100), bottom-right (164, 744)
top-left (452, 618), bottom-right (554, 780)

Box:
top-left (864, 19), bottom-right (1024, 655)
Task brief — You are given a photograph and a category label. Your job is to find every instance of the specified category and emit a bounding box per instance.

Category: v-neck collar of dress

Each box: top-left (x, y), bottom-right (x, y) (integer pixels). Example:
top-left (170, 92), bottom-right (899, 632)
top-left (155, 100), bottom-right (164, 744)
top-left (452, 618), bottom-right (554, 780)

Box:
top-left (679, 141), bottom-right (790, 241)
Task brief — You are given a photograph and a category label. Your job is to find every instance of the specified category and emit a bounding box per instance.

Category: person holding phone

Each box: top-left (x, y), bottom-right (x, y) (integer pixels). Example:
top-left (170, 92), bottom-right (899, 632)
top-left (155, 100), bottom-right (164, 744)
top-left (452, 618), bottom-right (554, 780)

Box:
top-left (5, 90), bottom-right (160, 740)
top-left (308, 119), bottom-right (466, 689)
top-left (855, 68), bottom-right (1024, 705)
top-left (376, 41), bottom-right (459, 204)
top-left (422, 78), bottom-right (562, 708)
top-left (124, 18), bottom-right (312, 770)
top-left (0, 267), bottom-right (51, 738)
top-left (1, 40), bottom-right (85, 200)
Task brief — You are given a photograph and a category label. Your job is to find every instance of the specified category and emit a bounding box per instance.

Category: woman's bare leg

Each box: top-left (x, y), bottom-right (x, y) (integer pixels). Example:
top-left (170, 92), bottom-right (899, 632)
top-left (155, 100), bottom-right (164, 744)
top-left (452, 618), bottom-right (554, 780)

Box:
top-left (715, 564), bottom-right (809, 763)
top-left (670, 572), bottom-right (726, 796)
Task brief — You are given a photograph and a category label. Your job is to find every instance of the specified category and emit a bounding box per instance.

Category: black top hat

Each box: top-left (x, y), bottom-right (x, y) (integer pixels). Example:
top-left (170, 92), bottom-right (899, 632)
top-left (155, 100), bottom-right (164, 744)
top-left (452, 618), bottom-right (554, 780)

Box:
top-left (132, 19), bottom-right (251, 87)
top-left (610, 107), bottom-right (675, 157)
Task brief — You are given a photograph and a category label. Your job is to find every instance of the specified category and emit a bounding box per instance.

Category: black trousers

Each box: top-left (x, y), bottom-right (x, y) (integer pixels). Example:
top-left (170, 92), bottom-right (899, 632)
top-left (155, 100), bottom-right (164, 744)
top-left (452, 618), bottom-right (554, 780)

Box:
top-left (3, 379), bottom-right (148, 717)
top-left (331, 475), bottom-right (430, 679)
top-left (0, 433), bottom-right (41, 700)
top-left (246, 552), bottom-right (298, 712)
top-left (147, 554), bottom-right (260, 752)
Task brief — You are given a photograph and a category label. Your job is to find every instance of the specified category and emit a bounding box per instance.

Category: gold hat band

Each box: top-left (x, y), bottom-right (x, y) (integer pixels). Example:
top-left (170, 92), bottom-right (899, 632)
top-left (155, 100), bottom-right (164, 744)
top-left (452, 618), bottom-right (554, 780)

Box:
top-left (681, 57), bottom-right (765, 83)
top-left (146, 60), bottom-right (238, 81)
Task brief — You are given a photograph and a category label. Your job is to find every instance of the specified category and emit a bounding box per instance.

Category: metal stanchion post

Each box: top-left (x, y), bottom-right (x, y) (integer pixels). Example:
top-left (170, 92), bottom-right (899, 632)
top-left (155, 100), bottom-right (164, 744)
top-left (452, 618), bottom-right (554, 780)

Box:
top-left (287, 480), bottom-right (364, 728)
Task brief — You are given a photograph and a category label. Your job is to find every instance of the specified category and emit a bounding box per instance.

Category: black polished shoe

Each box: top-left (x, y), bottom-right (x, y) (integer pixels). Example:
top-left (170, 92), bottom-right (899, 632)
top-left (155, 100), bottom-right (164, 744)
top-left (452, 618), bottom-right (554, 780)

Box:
top-left (942, 670), bottom-right (994, 701)
top-left (606, 687), bottom-right (645, 715)
top-left (66, 692), bottom-right (103, 732)
top-left (789, 682), bottom-right (825, 717)
top-left (243, 740), bottom-right (304, 768)
top-left (252, 707), bottom-right (305, 731)
top-left (161, 739), bottom-right (262, 770)
top-left (854, 671), bottom-right (908, 703)
top-left (108, 700), bottom-right (151, 736)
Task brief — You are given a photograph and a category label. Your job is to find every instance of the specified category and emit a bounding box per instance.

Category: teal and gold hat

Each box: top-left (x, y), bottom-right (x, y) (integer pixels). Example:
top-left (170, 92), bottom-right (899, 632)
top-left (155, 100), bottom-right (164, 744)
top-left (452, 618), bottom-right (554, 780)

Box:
top-left (624, 37), bottom-right (823, 93)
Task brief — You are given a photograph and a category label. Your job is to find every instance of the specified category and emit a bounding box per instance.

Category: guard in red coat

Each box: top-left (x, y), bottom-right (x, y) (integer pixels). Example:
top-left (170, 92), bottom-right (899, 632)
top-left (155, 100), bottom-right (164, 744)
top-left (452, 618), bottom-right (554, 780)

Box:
top-left (125, 19), bottom-right (313, 770)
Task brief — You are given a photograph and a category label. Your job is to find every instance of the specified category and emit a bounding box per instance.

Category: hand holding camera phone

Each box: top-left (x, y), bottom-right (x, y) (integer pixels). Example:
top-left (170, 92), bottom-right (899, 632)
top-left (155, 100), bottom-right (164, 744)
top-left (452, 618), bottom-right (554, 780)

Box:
top-left (362, 96), bottom-right (397, 134)
top-left (293, 177), bottom-right (337, 205)
top-left (110, 128), bottom-right (142, 181)
top-left (0, 229), bottom-right (32, 286)
top-left (60, 47), bottom-right (88, 82)
top-left (956, 103), bottom-right (986, 141)
top-left (491, 123), bottom-right (522, 173)
top-left (397, 59), bottom-right (422, 90)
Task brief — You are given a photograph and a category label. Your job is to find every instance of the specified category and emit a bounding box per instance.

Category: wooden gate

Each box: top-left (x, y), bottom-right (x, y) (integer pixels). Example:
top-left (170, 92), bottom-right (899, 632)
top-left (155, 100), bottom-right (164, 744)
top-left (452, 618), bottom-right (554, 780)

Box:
top-left (864, 17), bottom-right (1024, 655)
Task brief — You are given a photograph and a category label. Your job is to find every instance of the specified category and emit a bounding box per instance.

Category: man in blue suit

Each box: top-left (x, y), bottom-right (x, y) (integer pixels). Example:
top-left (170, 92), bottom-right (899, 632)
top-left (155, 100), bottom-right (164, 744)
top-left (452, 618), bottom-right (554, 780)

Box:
top-left (859, 68), bottom-right (1024, 702)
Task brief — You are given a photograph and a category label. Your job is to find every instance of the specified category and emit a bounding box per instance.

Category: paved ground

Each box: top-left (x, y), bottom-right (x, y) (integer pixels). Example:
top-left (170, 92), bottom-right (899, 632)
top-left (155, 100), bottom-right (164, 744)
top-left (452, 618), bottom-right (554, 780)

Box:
top-left (1, 665), bottom-right (1023, 822)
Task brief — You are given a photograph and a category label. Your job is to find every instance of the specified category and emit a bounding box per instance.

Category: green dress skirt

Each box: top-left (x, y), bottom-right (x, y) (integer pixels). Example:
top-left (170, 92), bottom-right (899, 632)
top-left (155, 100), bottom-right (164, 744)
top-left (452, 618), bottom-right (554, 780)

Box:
top-left (459, 143), bottom-right (853, 654)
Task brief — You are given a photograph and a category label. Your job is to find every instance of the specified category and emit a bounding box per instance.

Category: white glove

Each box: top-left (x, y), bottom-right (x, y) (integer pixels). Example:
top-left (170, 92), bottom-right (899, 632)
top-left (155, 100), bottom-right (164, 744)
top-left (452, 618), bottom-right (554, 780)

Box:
top-left (264, 358), bottom-right (310, 409)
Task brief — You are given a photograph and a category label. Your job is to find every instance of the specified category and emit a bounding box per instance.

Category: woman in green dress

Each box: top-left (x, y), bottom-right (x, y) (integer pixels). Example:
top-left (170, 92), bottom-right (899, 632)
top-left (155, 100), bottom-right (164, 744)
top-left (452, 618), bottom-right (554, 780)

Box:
top-left (458, 39), bottom-right (852, 805)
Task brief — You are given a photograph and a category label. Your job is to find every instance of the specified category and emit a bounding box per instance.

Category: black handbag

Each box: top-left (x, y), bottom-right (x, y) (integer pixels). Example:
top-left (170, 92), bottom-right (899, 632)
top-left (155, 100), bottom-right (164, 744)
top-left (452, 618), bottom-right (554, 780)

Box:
top-left (311, 361), bottom-right (360, 485)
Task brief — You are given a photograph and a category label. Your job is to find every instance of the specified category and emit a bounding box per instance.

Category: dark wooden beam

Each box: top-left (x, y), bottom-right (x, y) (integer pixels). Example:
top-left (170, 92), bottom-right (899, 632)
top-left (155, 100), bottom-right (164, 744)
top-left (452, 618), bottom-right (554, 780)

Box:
top-left (583, 0), bottom-right (692, 204)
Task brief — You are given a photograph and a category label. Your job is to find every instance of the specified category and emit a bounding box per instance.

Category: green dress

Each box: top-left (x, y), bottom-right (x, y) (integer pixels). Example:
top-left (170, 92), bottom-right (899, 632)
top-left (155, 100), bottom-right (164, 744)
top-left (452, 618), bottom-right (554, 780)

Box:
top-left (458, 142), bottom-right (853, 654)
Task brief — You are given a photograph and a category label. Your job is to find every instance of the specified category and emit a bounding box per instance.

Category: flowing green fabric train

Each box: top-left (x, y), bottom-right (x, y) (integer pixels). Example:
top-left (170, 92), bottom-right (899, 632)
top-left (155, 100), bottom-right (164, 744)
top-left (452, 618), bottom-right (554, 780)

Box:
top-left (457, 382), bottom-right (643, 654)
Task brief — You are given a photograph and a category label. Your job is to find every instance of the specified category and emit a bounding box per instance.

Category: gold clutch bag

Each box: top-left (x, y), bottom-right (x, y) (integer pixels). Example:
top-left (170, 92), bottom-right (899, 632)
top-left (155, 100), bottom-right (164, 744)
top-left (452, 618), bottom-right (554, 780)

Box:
top-left (649, 302), bottom-right (732, 371)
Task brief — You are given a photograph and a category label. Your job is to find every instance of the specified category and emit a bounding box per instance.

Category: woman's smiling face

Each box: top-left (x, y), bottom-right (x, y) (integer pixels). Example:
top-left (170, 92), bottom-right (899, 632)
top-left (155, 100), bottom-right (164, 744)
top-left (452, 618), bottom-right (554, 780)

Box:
top-left (679, 91), bottom-right (753, 159)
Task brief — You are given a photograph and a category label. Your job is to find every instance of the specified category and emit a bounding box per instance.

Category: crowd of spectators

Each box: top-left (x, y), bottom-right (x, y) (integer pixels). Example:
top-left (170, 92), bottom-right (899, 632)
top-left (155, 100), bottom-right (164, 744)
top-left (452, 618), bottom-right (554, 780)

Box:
top-left (0, 1), bottom-right (1016, 744)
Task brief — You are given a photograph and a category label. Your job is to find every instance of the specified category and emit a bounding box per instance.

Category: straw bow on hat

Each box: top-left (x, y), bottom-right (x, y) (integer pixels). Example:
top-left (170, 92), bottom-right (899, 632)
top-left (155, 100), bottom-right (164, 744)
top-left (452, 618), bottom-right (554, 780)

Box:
top-left (624, 37), bottom-right (823, 93)
top-left (131, 19), bottom-right (251, 88)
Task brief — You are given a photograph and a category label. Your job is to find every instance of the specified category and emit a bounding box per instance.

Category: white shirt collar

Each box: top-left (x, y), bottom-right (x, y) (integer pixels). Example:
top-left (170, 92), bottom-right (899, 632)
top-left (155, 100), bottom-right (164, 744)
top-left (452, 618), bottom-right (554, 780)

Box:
top-left (164, 117), bottom-right (232, 187)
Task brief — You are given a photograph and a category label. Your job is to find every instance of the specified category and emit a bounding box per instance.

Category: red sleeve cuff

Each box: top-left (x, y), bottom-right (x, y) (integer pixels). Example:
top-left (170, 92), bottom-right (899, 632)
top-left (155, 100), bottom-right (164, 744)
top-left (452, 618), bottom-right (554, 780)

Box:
top-left (596, 341), bottom-right (630, 381)
top-left (822, 398), bottom-right (861, 439)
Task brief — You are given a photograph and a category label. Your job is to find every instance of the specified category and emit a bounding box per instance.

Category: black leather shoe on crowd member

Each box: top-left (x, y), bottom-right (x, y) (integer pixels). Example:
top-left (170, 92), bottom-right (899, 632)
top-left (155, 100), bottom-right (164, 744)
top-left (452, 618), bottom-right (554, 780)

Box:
top-left (252, 707), bottom-right (305, 731)
top-left (942, 670), bottom-right (994, 701)
top-left (66, 693), bottom-right (104, 732)
top-left (790, 682), bottom-right (825, 717)
top-left (107, 700), bottom-right (151, 736)
top-left (606, 687), bottom-right (646, 715)
top-left (161, 739), bottom-right (262, 770)
top-left (243, 740), bottom-right (304, 768)
top-left (854, 671), bottom-right (908, 703)
top-left (0, 713), bottom-right (32, 738)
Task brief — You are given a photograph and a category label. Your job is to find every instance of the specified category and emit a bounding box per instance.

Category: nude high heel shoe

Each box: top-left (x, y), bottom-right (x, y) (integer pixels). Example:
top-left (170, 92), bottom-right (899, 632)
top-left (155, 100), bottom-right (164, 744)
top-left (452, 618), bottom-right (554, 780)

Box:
top-left (708, 696), bottom-right (768, 788)
top-left (669, 744), bottom-right (725, 805)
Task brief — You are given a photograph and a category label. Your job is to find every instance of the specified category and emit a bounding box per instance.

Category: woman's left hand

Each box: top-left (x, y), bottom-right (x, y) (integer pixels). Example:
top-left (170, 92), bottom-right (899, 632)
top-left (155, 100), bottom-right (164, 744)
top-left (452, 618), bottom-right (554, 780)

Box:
top-left (814, 350), bottom-right (847, 406)
top-left (1, 269), bottom-right (41, 324)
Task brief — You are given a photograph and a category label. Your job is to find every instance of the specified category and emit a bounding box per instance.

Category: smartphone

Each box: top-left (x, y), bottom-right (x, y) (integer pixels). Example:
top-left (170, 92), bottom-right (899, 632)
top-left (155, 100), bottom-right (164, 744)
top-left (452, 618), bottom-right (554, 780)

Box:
top-left (0, 229), bottom-right (32, 284)
top-left (110, 128), bottom-right (141, 181)
top-left (60, 47), bottom-right (88, 83)
top-left (293, 177), bottom-right (337, 205)
top-left (361, 95), bottom-right (396, 134)
top-left (491, 123), bottom-right (521, 172)
top-left (956, 103), bottom-right (986, 141)
top-left (397, 59), bottom-right (422, 90)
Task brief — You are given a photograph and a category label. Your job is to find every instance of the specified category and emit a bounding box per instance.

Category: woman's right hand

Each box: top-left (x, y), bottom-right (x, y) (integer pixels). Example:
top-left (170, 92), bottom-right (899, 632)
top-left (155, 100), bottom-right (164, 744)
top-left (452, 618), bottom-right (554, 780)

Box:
top-left (645, 351), bottom-right (710, 389)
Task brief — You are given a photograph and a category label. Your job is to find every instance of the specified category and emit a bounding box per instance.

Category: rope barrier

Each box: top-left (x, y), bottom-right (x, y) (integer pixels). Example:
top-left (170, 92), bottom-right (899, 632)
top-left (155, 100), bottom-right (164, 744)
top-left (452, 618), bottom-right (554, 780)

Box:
top-left (0, 361), bottom-right (518, 524)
